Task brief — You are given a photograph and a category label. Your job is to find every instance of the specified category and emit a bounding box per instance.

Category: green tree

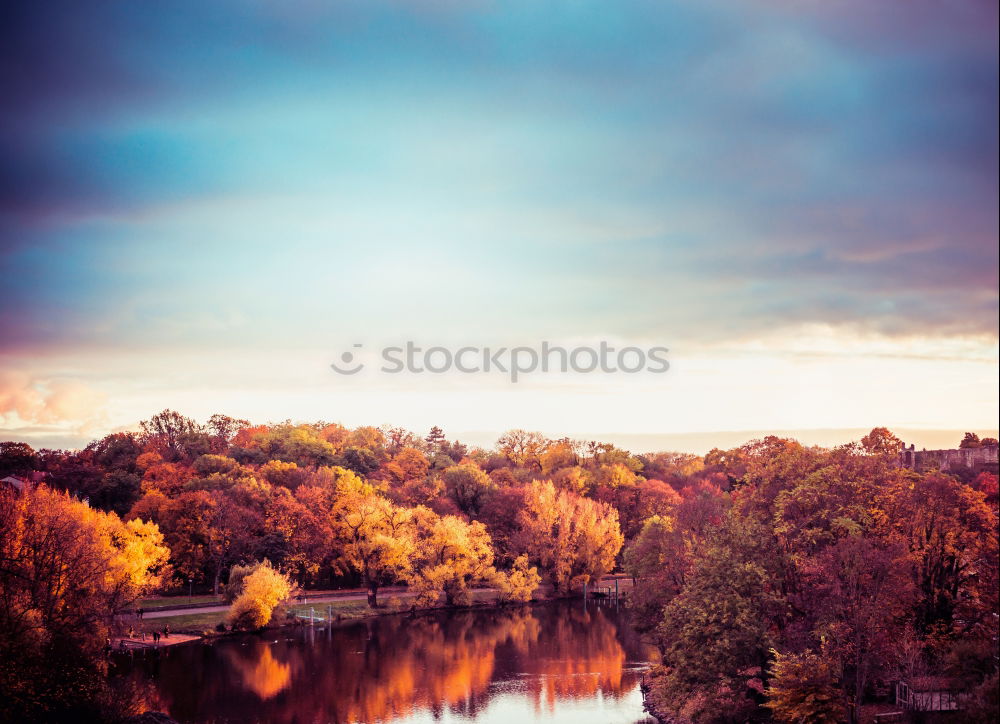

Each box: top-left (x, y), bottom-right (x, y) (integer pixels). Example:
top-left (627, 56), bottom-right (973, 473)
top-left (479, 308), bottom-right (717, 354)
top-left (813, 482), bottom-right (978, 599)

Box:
top-left (442, 463), bottom-right (495, 517)
top-left (648, 524), bottom-right (786, 724)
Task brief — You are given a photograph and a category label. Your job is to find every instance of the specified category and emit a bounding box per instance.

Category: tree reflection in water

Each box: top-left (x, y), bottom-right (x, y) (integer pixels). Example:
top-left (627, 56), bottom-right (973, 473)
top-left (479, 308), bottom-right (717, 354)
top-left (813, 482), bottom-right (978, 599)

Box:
top-left (121, 601), bottom-right (656, 723)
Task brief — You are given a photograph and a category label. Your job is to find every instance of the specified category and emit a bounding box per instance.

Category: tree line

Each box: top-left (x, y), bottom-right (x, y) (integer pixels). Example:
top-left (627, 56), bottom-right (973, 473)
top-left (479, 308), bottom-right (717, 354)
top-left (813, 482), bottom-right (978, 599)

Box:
top-left (1, 416), bottom-right (997, 722)
top-left (624, 428), bottom-right (998, 724)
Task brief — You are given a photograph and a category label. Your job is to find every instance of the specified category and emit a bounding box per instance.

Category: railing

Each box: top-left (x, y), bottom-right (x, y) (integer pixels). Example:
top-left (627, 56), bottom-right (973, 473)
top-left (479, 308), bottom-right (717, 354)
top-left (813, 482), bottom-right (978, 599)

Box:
top-left (873, 712), bottom-right (904, 723)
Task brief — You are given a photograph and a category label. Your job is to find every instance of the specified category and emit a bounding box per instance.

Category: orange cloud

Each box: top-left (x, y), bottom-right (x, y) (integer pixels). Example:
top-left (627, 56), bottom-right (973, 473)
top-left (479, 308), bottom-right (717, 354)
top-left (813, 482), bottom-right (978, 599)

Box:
top-left (0, 371), bottom-right (107, 430)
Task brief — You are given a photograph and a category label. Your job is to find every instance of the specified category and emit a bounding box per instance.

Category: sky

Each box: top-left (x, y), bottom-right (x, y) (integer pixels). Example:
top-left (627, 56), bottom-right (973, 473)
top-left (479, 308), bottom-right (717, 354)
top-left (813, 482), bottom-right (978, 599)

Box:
top-left (1, 0), bottom-right (997, 453)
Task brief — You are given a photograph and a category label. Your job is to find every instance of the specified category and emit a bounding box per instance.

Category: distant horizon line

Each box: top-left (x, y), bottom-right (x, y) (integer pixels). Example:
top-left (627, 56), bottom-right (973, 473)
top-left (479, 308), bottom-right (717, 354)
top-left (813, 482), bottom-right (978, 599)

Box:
top-left (3, 424), bottom-right (998, 457)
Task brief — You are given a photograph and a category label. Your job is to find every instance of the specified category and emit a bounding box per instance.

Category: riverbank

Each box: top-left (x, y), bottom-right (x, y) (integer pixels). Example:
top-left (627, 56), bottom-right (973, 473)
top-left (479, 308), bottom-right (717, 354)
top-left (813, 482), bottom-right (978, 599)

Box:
top-left (114, 633), bottom-right (201, 650)
top-left (133, 588), bottom-right (504, 638)
top-left (133, 576), bottom-right (634, 638)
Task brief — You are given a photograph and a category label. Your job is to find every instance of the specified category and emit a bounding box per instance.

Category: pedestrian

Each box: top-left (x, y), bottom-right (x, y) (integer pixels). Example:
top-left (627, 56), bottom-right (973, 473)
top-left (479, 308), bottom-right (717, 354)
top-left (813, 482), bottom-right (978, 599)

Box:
top-left (163, 625), bottom-right (170, 639)
top-left (152, 631), bottom-right (160, 645)
top-left (119, 639), bottom-right (127, 652)
top-left (128, 626), bottom-right (134, 639)
top-left (138, 607), bottom-right (144, 620)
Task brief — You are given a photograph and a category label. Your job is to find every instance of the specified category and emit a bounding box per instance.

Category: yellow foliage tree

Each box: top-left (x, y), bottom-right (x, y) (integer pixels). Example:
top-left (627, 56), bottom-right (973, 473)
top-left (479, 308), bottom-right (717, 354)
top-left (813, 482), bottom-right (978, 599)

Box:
top-left (518, 480), bottom-right (624, 594)
top-left (336, 489), bottom-right (414, 608)
top-left (766, 648), bottom-right (843, 724)
top-left (491, 554), bottom-right (542, 604)
top-left (1, 484), bottom-right (169, 720)
top-left (228, 562), bottom-right (292, 631)
top-left (409, 508), bottom-right (497, 606)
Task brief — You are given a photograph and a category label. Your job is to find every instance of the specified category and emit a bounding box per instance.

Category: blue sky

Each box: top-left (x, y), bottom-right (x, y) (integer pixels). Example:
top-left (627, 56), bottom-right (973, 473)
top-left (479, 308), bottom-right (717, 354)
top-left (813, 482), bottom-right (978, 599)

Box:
top-left (1, 1), bottom-right (997, 450)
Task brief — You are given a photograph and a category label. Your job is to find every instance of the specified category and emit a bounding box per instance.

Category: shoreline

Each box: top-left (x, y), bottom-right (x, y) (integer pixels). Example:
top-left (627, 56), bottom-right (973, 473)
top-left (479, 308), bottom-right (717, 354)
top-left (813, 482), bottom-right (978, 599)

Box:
top-left (125, 594), bottom-right (589, 646)
top-left (129, 578), bottom-right (634, 642)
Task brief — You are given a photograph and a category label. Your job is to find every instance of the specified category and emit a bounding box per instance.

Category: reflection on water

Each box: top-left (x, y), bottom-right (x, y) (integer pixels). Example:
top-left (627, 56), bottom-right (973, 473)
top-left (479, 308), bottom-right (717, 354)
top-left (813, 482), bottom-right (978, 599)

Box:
top-left (119, 600), bottom-right (657, 724)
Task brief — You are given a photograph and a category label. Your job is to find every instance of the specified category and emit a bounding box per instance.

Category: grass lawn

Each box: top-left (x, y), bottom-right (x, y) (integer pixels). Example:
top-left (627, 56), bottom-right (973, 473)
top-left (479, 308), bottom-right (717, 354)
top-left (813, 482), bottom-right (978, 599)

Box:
top-left (137, 589), bottom-right (507, 635)
top-left (287, 600), bottom-right (373, 621)
top-left (139, 594), bottom-right (224, 610)
top-left (138, 610), bottom-right (228, 635)
top-left (138, 598), bottom-right (383, 635)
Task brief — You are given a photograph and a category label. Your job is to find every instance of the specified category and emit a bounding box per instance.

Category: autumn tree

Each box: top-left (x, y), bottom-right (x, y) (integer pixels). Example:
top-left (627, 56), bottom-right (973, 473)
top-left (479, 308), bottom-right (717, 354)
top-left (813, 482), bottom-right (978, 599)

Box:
top-left (257, 424), bottom-right (339, 468)
top-left (226, 559), bottom-right (273, 602)
top-left (379, 446), bottom-right (430, 487)
top-left (491, 554), bottom-right (541, 604)
top-left (338, 446), bottom-right (380, 476)
top-left (206, 413), bottom-right (250, 451)
top-left (228, 562), bottom-right (293, 631)
top-left (258, 459), bottom-right (308, 489)
top-left (1, 485), bottom-right (168, 720)
top-left (539, 438), bottom-right (578, 475)
top-left (496, 429), bottom-right (548, 469)
top-left (334, 479), bottom-right (414, 608)
top-left (960, 432), bottom-right (982, 448)
top-left (622, 515), bottom-right (689, 630)
top-left (766, 648), bottom-right (842, 724)
top-left (551, 465), bottom-right (589, 495)
top-left (878, 471), bottom-right (997, 633)
top-left (409, 508), bottom-right (497, 606)
top-left (860, 427), bottom-right (902, 456)
top-left (140, 408), bottom-right (203, 461)
top-left (382, 426), bottom-right (419, 455)
top-left (85, 432), bottom-right (143, 473)
top-left (517, 480), bottom-right (623, 594)
top-left (0, 441), bottom-right (37, 477)
top-left (640, 451), bottom-right (704, 486)
top-left (809, 537), bottom-right (913, 724)
top-left (130, 485), bottom-right (259, 594)
top-left (478, 485), bottom-right (529, 567)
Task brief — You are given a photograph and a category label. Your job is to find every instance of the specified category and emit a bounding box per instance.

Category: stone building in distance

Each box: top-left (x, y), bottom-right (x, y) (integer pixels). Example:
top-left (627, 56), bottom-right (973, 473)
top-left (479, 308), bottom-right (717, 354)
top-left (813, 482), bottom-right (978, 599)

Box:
top-left (899, 441), bottom-right (999, 475)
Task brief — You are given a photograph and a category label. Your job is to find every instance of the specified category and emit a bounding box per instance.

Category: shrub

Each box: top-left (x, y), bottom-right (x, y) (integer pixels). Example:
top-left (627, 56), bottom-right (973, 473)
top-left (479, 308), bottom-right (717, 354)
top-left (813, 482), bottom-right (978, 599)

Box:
top-left (225, 559), bottom-right (272, 603)
top-left (227, 563), bottom-right (292, 631)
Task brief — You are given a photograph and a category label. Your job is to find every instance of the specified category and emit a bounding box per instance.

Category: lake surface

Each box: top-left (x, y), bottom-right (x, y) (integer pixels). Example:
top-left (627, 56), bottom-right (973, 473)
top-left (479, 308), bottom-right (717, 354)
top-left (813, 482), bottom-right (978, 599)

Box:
top-left (117, 600), bottom-right (658, 724)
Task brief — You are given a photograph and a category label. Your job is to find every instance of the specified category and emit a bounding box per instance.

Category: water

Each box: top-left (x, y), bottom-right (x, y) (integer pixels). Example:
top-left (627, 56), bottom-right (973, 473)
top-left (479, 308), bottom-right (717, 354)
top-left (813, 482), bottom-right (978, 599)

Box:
top-left (118, 600), bottom-right (658, 724)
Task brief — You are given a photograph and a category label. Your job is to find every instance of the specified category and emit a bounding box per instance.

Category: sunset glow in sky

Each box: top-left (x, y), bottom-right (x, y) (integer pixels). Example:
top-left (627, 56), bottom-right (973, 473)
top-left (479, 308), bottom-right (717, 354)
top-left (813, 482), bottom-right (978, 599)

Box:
top-left (1, 1), bottom-right (997, 451)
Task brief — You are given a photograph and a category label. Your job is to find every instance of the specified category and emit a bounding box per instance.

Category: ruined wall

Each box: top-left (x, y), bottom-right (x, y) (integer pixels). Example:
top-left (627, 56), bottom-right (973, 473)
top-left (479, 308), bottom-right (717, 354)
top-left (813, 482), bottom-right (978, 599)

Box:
top-left (899, 444), bottom-right (999, 474)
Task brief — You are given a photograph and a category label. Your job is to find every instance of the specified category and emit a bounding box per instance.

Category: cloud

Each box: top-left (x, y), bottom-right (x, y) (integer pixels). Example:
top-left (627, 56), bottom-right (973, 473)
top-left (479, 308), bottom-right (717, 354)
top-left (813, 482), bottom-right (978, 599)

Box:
top-left (0, 0), bottom-right (995, 352)
top-left (0, 371), bottom-right (108, 431)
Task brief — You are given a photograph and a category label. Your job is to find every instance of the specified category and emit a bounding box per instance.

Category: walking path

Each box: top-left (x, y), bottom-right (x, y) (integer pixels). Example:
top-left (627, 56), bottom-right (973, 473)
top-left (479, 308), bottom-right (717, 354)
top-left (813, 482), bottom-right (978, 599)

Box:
top-left (113, 633), bottom-right (200, 650)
